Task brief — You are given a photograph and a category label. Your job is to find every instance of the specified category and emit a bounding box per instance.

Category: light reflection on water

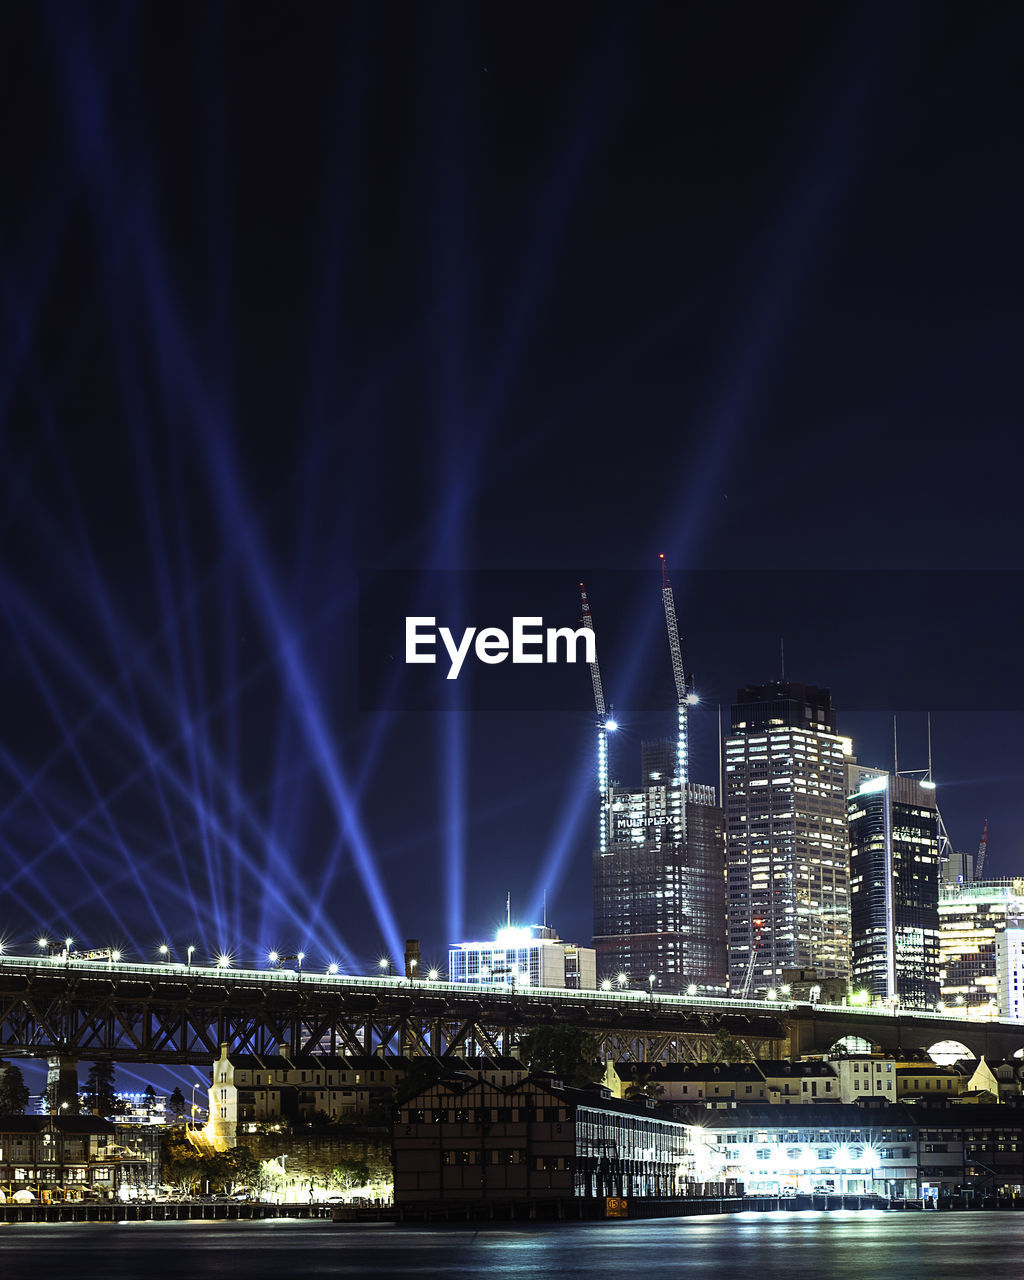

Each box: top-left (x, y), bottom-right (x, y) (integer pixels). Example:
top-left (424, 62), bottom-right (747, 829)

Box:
top-left (0, 1213), bottom-right (1022, 1279)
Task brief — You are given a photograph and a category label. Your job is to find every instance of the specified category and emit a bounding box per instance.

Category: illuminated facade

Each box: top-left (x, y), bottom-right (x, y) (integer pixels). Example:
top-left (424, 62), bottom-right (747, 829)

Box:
top-left (848, 773), bottom-right (940, 1008)
top-left (938, 880), bottom-right (1024, 1018)
top-left (593, 735), bottom-right (725, 992)
top-left (725, 683), bottom-right (851, 992)
top-left (996, 923), bottom-right (1024, 1022)
top-left (448, 926), bottom-right (597, 990)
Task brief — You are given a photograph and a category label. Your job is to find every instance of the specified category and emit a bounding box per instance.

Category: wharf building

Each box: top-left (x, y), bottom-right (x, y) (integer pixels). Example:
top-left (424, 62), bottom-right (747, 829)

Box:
top-left (939, 879), bottom-right (1024, 1018)
top-left (592, 739), bottom-right (726, 994)
top-left (701, 1102), bottom-right (1024, 1200)
top-left (448, 925), bottom-right (597, 990)
top-left (724, 682), bottom-right (851, 994)
top-left (392, 1074), bottom-right (722, 1208)
top-left (847, 771), bottom-right (940, 1008)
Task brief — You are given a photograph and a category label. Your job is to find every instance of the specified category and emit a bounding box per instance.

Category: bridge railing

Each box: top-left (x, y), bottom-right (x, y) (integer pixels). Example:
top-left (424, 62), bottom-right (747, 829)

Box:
top-left (0, 956), bottom-right (1019, 1027)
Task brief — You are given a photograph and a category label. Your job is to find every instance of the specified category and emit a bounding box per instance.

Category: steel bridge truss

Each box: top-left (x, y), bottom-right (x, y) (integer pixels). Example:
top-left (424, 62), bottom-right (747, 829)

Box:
top-left (0, 967), bottom-right (787, 1068)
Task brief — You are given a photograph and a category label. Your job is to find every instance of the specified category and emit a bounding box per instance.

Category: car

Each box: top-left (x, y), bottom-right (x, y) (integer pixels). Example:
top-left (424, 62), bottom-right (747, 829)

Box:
top-left (811, 1184), bottom-right (835, 1194)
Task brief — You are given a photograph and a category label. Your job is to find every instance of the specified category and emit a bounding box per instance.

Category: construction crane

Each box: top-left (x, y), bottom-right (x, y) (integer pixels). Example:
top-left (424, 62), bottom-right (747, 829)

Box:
top-left (580, 582), bottom-right (616, 854)
top-left (975, 818), bottom-right (989, 880)
top-left (659, 554), bottom-right (696, 844)
top-left (738, 916), bottom-right (764, 999)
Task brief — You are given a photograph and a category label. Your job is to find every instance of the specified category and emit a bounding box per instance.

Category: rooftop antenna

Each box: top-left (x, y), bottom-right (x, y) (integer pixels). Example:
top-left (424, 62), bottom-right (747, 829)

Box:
top-left (780, 638), bottom-right (785, 682)
top-left (542, 890), bottom-right (547, 928)
top-left (893, 714), bottom-right (899, 777)
top-left (927, 712), bottom-right (933, 782)
top-left (506, 892), bottom-right (511, 929)
top-left (718, 703), bottom-right (723, 808)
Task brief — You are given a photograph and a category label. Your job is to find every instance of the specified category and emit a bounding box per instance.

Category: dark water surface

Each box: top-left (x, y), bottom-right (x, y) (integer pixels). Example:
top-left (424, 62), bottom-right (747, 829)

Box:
top-left (0, 1212), bottom-right (1017, 1279)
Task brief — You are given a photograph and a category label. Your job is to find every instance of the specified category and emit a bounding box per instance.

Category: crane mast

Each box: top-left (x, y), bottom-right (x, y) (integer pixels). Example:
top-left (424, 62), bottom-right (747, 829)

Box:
top-left (975, 818), bottom-right (989, 879)
top-left (581, 582), bottom-right (614, 854)
top-left (738, 916), bottom-right (764, 999)
top-left (659, 554), bottom-right (690, 844)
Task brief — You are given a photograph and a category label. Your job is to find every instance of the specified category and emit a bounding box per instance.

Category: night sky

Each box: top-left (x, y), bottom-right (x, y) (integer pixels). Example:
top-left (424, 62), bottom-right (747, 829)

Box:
top-left (2, 2), bottom-right (1023, 987)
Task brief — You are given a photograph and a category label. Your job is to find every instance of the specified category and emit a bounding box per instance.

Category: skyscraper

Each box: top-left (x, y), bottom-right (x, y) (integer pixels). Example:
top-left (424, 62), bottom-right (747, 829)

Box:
top-left (593, 740), bottom-right (725, 992)
top-left (938, 879), bottom-right (1023, 1018)
top-left (847, 772), bottom-right (940, 1008)
top-left (724, 681), bottom-right (851, 994)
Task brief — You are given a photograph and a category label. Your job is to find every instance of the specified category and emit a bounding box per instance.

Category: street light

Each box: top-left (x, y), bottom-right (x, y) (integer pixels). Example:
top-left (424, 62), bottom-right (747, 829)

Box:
top-left (378, 958), bottom-right (391, 977)
top-left (408, 957), bottom-right (418, 982)
top-left (296, 952), bottom-right (304, 980)
top-left (327, 963), bottom-right (339, 975)
top-left (601, 979), bottom-right (612, 991)
top-left (158, 944), bottom-right (170, 962)
top-left (186, 945), bottom-right (195, 971)
top-left (687, 984), bottom-right (698, 996)
top-left (428, 968), bottom-right (439, 981)
top-left (648, 974), bottom-right (656, 996)
top-left (268, 951), bottom-right (280, 966)
top-left (616, 972), bottom-right (628, 989)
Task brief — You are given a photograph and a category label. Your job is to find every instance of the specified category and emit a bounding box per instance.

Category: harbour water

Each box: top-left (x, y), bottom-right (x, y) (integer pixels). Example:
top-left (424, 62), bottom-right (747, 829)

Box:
top-left (1, 1212), bottom-right (1022, 1280)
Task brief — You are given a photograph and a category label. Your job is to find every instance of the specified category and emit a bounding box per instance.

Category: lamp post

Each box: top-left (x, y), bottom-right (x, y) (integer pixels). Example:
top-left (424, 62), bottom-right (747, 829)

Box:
top-left (191, 1083), bottom-right (199, 1132)
top-left (616, 972), bottom-right (628, 990)
top-left (187, 945), bottom-right (195, 972)
top-left (378, 958), bottom-right (391, 977)
top-left (296, 952), bottom-right (304, 982)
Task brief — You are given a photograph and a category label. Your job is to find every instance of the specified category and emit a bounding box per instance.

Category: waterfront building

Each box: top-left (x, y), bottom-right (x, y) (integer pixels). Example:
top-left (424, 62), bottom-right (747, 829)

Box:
top-left (701, 1102), bottom-right (1024, 1199)
top-left (448, 925), bottom-right (596, 990)
top-left (0, 1115), bottom-right (158, 1203)
top-left (848, 771), bottom-right (940, 1008)
top-left (594, 738), bottom-right (726, 993)
top-left (724, 682), bottom-right (851, 993)
top-left (938, 879), bottom-right (1024, 1018)
top-left (392, 1075), bottom-right (721, 1206)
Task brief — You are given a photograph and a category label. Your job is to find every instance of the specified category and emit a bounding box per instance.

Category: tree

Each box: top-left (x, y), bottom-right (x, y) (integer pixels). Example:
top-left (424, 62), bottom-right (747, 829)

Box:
top-left (624, 1066), bottom-right (664, 1100)
top-left (84, 1060), bottom-right (118, 1116)
top-left (517, 1024), bottom-right (604, 1089)
top-left (168, 1086), bottom-right (187, 1119)
top-left (144, 1084), bottom-right (157, 1109)
top-left (160, 1132), bottom-right (206, 1196)
top-left (708, 1029), bottom-right (753, 1064)
top-left (0, 1059), bottom-right (30, 1114)
top-left (332, 1158), bottom-right (371, 1195)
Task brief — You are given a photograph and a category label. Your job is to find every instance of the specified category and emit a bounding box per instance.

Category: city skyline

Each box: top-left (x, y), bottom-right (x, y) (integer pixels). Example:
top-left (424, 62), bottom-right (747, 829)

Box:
top-left (2, 3), bottom-right (1023, 983)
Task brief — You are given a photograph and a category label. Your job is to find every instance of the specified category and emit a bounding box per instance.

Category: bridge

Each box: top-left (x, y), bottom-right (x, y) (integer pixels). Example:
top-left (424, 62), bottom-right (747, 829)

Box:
top-left (1, 956), bottom-right (1021, 1074)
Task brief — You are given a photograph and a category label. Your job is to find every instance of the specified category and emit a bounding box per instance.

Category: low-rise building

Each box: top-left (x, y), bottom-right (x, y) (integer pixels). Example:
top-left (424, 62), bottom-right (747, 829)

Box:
top-left (448, 925), bottom-right (597, 990)
top-left (831, 1054), bottom-right (898, 1104)
top-left (894, 1062), bottom-right (964, 1101)
top-left (207, 1043), bottom-right (408, 1146)
top-left (0, 1115), bottom-right (159, 1203)
top-left (701, 1102), bottom-right (1024, 1200)
top-left (393, 1075), bottom-right (716, 1207)
top-left (603, 1060), bottom-right (841, 1108)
